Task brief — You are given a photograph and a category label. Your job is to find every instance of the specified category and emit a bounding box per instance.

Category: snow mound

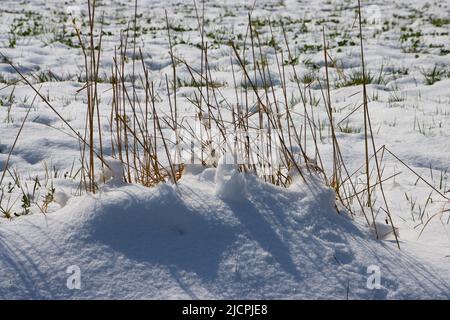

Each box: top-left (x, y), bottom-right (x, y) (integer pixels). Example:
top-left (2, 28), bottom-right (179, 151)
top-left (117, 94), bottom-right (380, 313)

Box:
top-left (0, 170), bottom-right (449, 299)
top-left (215, 160), bottom-right (248, 202)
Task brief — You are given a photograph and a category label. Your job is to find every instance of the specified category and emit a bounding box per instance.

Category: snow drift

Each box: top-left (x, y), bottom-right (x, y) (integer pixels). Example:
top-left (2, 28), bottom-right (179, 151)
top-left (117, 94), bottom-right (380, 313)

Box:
top-left (0, 168), bottom-right (448, 299)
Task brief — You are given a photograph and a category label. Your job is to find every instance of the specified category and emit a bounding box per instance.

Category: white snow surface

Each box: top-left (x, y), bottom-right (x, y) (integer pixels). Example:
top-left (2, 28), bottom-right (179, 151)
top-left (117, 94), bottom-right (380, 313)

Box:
top-left (0, 0), bottom-right (450, 299)
top-left (0, 171), bottom-right (449, 299)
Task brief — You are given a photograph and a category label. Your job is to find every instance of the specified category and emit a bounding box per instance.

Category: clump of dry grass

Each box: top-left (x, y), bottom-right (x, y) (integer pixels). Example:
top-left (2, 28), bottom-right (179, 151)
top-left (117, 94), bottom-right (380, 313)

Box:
top-left (0, 0), bottom-right (380, 227)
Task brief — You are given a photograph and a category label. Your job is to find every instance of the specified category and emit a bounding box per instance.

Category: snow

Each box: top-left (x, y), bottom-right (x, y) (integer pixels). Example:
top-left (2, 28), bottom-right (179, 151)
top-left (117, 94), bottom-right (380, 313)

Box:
top-left (0, 170), bottom-right (448, 299)
top-left (215, 159), bottom-right (248, 202)
top-left (0, 0), bottom-right (449, 299)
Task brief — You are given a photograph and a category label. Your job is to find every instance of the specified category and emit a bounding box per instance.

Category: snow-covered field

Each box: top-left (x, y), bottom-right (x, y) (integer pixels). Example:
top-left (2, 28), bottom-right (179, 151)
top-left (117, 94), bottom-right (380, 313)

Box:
top-left (0, 0), bottom-right (449, 299)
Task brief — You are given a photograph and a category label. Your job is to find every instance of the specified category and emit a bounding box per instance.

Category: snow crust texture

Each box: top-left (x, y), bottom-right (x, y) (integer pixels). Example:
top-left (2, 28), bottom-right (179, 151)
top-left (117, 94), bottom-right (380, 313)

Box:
top-left (0, 172), bottom-right (449, 299)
